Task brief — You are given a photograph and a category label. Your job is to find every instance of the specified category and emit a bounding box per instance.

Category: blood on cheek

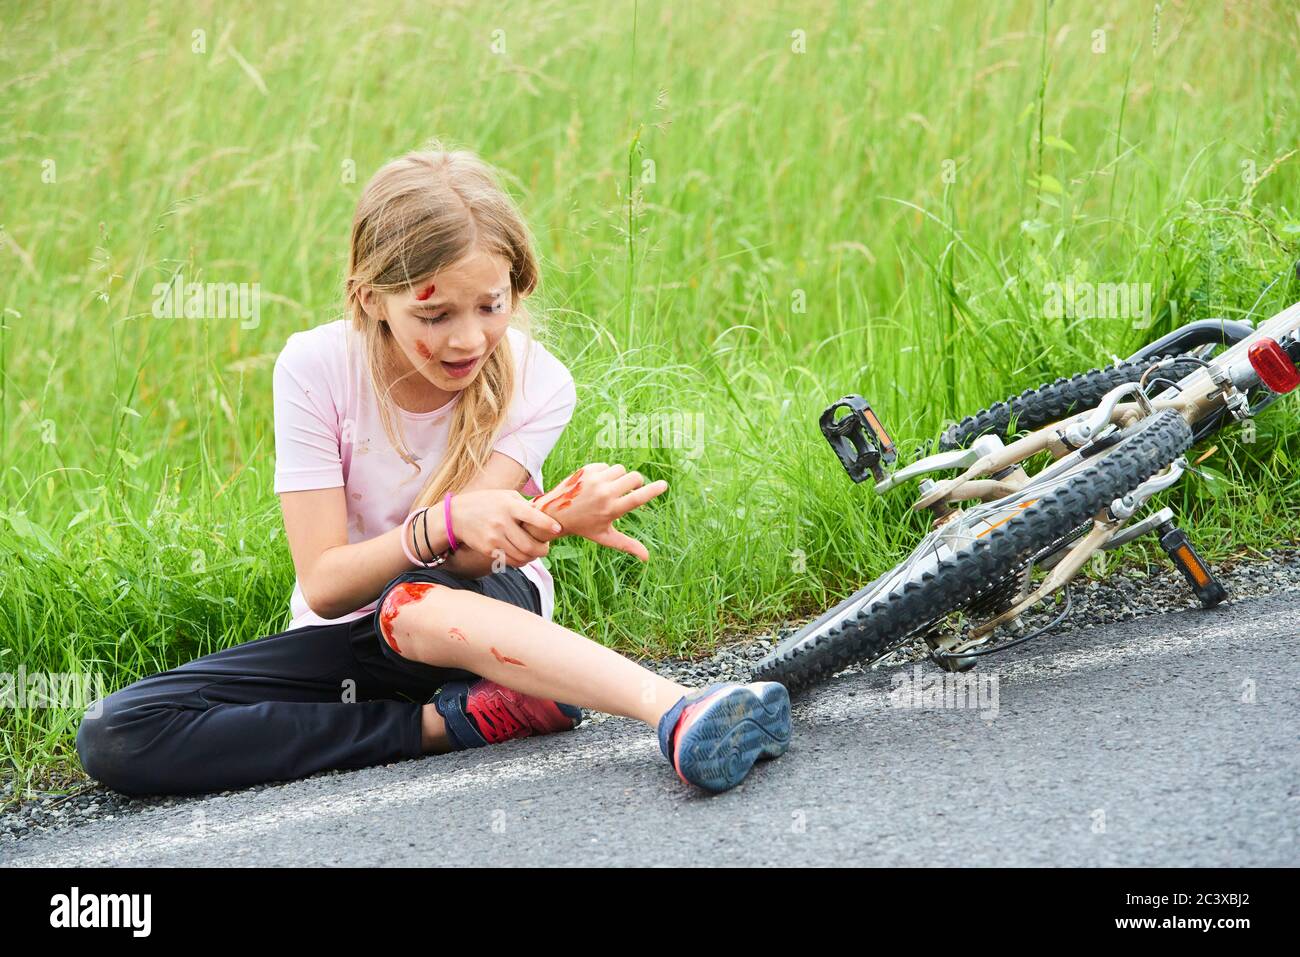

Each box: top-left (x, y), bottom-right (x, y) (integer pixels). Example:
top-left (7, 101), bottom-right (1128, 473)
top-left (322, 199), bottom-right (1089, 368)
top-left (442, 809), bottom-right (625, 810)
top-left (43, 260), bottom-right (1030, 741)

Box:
top-left (412, 281), bottom-right (437, 362)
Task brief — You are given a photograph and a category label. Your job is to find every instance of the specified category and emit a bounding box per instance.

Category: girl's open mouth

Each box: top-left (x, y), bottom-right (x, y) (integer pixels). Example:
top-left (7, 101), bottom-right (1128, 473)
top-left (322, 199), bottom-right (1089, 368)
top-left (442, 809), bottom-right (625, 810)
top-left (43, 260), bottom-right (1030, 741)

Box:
top-left (440, 356), bottom-right (480, 378)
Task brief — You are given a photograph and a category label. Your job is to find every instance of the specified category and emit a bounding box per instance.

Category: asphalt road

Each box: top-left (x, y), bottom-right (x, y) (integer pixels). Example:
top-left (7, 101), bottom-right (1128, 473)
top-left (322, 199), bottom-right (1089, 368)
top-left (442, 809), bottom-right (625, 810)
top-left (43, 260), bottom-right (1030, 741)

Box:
top-left (4, 591), bottom-right (1297, 867)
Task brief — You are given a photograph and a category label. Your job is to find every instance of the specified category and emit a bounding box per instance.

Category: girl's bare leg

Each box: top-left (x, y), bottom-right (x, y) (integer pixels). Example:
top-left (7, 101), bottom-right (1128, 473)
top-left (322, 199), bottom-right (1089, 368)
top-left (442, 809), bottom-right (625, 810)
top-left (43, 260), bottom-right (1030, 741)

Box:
top-left (382, 582), bottom-right (690, 749)
top-left (420, 710), bottom-right (453, 753)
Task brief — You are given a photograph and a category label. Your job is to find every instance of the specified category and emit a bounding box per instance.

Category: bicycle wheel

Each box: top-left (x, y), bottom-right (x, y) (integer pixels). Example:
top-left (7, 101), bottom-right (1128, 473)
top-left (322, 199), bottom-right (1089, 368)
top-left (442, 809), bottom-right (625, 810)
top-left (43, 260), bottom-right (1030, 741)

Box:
top-left (938, 356), bottom-right (1204, 451)
top-left (753, 409), bottom-right (1194, 693)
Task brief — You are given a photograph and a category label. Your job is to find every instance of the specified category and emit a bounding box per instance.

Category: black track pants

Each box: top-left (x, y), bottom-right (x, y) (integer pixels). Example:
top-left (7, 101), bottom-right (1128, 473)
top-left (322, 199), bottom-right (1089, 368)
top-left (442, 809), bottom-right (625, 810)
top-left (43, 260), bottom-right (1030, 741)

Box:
top-left (74, 566), bottom-right (541, 796)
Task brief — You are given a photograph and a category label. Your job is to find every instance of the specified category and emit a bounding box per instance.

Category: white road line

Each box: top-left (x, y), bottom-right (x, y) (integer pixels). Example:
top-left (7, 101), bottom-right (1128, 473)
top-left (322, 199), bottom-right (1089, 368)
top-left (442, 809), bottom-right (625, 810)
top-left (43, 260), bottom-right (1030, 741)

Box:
top-left (4, 604), bottom-right (1288, 867)
top-left (3, 733), bottom-right (658, 867)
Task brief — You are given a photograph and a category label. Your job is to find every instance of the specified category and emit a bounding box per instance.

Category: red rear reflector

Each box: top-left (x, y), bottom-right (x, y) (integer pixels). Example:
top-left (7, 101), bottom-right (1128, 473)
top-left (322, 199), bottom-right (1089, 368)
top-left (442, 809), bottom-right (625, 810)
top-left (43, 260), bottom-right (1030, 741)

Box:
top-left (1247, 338), bottom-right (1300, 394)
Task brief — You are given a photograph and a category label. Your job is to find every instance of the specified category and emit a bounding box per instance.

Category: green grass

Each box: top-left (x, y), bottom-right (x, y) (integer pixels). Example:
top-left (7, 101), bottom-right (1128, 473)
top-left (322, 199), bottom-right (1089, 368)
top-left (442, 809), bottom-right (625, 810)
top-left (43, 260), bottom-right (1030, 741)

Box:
top-left (2, 0), bottom-right (1299, 785)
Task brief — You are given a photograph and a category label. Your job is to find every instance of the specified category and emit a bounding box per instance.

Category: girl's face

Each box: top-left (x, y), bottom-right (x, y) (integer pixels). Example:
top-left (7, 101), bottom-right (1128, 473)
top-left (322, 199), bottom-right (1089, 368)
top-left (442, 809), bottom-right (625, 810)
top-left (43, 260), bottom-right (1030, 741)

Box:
top-left (373, 247), bottom-right (514, 391)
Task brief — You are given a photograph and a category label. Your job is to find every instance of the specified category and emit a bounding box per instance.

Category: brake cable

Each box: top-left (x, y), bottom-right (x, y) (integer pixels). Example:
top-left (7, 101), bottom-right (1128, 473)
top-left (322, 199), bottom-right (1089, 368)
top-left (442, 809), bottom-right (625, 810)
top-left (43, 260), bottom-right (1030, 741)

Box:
top-left (930, 582), bottom-right (1074, 664)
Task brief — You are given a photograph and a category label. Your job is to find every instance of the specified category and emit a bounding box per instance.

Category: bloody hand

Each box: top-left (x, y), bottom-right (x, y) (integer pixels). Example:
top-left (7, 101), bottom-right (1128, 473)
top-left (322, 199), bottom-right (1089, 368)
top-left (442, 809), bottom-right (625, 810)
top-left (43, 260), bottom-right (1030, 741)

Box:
top-left (534, 463), bottom-right (668, 562)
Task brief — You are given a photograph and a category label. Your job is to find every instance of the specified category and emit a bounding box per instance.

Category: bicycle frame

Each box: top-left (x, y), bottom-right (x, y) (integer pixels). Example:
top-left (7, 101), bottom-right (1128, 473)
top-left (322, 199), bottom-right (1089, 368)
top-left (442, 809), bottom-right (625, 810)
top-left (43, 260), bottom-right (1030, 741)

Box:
top-left (874, 301), bottom-right (1300, 652)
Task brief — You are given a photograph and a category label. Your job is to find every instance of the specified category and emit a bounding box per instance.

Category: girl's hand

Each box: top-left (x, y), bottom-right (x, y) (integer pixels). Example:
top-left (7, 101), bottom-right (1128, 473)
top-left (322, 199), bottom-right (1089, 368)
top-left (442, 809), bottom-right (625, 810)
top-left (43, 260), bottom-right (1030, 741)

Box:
top-left (449, 489), bottom-right (561, 567)
top-left (534, 463), bottom-right (668, 562)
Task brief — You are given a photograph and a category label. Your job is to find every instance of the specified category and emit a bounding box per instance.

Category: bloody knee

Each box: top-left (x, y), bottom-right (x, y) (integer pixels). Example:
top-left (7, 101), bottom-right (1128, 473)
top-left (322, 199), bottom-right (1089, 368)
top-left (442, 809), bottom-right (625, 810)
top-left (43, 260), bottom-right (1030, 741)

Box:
top-left (378, 581), bottom-right (444, 656)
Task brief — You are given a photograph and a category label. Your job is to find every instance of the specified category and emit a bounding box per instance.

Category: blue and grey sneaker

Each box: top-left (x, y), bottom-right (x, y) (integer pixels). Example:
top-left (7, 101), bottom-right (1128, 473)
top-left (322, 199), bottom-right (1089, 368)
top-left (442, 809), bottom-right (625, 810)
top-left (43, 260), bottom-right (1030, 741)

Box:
top-left (656, 682), bottom-right (791, 792)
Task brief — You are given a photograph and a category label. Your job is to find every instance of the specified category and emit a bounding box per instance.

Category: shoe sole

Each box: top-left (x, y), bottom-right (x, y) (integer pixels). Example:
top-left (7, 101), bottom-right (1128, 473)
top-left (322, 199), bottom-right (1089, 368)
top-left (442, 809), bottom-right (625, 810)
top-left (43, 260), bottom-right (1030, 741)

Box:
top-left (673, 683), bottom-right (791, 793)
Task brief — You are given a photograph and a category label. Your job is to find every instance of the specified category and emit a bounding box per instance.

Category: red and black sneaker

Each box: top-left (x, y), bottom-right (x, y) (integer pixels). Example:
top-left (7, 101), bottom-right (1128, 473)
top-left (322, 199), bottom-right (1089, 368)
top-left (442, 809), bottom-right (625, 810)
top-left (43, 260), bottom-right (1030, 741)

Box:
top-left (433, 678), bottom-right (582, 749)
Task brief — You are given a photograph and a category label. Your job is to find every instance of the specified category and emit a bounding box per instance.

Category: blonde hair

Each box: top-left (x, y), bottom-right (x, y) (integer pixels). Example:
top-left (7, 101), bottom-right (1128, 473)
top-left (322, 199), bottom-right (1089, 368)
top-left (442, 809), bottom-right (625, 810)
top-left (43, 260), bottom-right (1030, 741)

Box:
top-left (345, 143), bottom-right (541, 510)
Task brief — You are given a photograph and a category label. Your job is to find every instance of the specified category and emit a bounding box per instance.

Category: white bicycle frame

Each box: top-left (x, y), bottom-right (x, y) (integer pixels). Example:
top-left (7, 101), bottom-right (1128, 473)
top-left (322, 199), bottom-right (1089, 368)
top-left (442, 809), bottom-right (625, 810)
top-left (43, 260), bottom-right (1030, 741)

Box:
top-left (788, 300), bottom-right (1300, 659)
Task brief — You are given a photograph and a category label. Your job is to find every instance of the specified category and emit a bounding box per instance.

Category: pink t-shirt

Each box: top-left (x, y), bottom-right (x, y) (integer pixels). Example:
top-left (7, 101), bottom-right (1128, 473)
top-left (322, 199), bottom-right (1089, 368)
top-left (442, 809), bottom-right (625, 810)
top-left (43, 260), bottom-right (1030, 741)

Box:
top-left (272, 319), bottom-right (576, 630)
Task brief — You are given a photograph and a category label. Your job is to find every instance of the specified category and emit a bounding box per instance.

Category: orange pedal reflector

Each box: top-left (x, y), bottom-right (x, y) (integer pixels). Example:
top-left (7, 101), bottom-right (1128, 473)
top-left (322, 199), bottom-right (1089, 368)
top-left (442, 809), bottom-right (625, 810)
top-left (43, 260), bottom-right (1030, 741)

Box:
top-left (1158, 522), bottom-right (1227, 607)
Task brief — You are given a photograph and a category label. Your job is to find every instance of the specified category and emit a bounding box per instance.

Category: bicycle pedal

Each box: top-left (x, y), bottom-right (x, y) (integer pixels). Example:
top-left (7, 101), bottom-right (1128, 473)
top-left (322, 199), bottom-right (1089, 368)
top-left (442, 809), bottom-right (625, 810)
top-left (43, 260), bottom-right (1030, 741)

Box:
top-left (819, 395), bottom-right (897, 483)
top-left (1156, 521), bottom-right (1228, 608)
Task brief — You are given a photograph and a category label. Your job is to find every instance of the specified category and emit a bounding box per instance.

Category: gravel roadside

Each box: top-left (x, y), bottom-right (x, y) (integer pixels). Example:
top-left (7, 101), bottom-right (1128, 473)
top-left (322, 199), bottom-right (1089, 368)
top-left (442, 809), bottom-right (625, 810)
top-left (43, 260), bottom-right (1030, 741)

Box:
top-left (3, 545), bottom-right (1296, 851)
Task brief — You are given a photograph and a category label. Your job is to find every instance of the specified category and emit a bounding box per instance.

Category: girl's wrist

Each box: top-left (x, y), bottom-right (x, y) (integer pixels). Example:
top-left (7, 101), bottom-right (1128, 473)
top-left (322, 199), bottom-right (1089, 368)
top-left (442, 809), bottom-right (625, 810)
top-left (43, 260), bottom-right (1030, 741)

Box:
top-left (400, 506), bottom-right (453, 568)
top-left (529, 498), bottom-right (565, 541)
top-left (443, 491), bottom-right (459, 551)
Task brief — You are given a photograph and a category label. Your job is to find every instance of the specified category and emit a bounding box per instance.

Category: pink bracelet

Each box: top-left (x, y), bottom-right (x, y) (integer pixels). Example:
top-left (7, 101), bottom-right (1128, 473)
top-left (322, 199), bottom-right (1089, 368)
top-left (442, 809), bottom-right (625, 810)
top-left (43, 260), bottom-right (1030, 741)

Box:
top-left (444, 491), bottom-right (459, 551)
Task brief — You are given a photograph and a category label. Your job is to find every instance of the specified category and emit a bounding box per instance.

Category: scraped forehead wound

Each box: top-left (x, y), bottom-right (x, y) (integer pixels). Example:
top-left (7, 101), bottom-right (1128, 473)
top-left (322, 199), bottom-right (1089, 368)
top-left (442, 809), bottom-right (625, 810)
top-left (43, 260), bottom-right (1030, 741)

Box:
top-left (414, 282), bottom-right (436, 301)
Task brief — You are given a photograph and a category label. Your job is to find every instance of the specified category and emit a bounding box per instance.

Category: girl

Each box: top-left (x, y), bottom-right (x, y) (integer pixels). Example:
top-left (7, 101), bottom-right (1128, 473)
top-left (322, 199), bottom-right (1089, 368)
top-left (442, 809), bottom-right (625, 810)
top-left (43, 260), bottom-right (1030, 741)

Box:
top-left (75, 145), bottom-right (791, 796)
